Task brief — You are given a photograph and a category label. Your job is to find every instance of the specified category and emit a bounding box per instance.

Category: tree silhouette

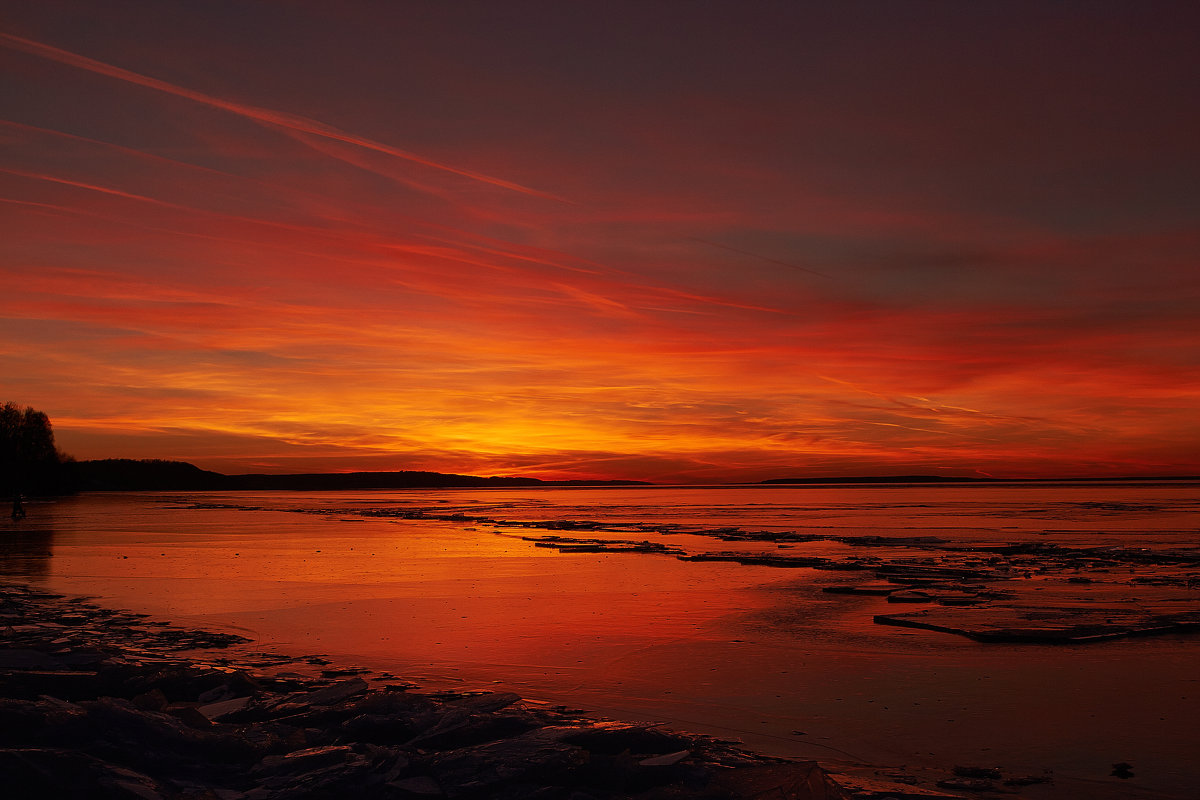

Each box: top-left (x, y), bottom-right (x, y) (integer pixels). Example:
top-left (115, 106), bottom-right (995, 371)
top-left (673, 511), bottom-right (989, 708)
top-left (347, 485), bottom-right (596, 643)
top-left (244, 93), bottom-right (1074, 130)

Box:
top-left (1, 402), bottom-right (73, 514)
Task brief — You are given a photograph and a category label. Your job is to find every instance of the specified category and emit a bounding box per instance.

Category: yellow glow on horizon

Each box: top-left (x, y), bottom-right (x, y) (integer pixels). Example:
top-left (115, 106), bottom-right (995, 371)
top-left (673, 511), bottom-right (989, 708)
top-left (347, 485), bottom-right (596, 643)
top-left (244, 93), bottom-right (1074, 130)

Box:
top-left (4, 24), bottom-right (1198, 482)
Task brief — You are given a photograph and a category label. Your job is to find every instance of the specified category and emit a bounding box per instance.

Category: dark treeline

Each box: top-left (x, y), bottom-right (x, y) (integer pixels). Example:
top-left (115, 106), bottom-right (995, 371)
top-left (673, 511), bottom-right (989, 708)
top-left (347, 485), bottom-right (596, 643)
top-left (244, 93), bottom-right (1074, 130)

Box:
top-left (1, 402), bottom-right (76, 498)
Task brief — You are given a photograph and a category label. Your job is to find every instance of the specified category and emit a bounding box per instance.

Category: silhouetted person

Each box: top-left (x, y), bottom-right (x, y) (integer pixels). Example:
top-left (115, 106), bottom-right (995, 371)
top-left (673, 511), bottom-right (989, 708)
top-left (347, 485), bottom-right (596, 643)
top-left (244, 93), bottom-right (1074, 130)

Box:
top-left (11, 494), bottom-right (24, 521)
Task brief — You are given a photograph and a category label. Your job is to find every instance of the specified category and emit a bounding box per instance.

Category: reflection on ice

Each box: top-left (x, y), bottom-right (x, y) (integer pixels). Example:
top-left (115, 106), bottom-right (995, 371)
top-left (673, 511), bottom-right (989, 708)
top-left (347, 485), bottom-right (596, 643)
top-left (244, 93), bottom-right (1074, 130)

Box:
top-left (12, 483), bottom-right (1200, 797)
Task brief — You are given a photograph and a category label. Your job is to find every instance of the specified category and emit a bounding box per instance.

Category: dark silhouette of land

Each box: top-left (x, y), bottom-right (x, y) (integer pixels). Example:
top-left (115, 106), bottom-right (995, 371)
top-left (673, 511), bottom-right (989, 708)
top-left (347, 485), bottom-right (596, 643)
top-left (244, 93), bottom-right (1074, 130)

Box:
top-left (762, 475), bottom-right (1199, 485)
top-left (1, 402), bottom-right (74, 505)
top-left (73, 459), bottom-right (228, 491)
top-left (74, 459), bottom-right (650, 492)
top-left (70, 460), bottom-right (1200, 493)
top-left (6, 399), bottom-right (1193, 496)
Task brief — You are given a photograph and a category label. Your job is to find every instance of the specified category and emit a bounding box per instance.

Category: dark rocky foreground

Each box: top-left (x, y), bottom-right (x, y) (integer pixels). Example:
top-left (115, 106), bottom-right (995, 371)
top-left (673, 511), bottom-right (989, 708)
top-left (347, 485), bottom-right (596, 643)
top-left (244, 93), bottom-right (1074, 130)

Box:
top-left (9, 582), bottom-right (1165, 798)
top-left (2, 582), bottom-right (901, 800)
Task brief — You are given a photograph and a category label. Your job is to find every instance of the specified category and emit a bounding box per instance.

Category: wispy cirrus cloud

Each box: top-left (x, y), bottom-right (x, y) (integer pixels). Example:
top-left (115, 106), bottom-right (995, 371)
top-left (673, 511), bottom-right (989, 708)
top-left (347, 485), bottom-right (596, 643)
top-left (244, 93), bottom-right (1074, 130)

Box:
top-left (2, 5), bottom-right (1198, 480)
top-left (0, 31), bottom-right (563, 201)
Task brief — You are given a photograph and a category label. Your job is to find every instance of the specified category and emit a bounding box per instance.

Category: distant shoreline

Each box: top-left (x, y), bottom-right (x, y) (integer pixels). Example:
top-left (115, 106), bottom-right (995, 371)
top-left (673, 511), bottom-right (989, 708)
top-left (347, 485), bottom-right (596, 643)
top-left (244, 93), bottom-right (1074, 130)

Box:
top-left (68, 458), bottom-right (1200, 493)
top-left (760, 474), bottom-right (1200, 485)
top-left (71, 459), bottom-right (652, 492)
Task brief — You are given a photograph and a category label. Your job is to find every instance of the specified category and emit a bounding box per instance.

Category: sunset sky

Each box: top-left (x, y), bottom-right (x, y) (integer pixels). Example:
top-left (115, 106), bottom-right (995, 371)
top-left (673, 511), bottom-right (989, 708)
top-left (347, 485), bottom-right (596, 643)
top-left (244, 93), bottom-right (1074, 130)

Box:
top-left (2, 1), bottom-right (1198, 482)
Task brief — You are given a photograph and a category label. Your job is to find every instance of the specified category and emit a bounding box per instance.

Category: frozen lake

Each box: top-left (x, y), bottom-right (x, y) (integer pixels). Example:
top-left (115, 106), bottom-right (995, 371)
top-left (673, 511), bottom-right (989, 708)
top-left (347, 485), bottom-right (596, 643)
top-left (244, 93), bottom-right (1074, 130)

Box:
top-left (4, 482), bottom-right (1198, 797)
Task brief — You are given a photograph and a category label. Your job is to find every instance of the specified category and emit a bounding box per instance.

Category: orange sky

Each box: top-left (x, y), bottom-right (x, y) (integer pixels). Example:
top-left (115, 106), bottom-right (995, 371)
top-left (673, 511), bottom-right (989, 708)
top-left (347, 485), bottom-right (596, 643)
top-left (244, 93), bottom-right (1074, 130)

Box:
top-left (2, 2), bottom-right (1198, 482)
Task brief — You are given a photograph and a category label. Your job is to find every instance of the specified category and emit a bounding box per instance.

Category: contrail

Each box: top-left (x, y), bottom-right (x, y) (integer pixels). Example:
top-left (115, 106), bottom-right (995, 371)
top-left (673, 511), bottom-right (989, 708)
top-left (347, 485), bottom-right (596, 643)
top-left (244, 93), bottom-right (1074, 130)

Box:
top-left (0, 166), bottom-right (189, 209)
top-left (0, 31), bottom-right (564, 201)
top-left (690, 238), bottom-right (832, 279)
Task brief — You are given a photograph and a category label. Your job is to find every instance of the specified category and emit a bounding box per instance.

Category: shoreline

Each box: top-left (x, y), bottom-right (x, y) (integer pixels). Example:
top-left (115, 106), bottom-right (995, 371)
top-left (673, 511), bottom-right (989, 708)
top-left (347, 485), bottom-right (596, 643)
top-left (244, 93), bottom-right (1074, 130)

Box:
top-left (0, 579), bottom-right (847, 799)
top-left (0, 579), bottom-right (1085, 800)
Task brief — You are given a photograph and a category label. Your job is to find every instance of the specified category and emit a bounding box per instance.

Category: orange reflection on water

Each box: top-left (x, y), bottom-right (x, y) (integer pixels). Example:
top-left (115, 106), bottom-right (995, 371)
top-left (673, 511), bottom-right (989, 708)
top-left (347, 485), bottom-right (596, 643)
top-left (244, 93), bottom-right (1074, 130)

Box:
top-left (9, 487), bottom-right (1200, 797)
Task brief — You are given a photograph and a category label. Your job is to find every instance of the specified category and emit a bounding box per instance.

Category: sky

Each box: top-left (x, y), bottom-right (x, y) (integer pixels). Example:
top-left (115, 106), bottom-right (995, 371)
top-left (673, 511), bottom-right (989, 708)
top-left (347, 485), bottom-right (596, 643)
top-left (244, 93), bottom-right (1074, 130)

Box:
top-left (2, 1), bottom-right (1198, 482)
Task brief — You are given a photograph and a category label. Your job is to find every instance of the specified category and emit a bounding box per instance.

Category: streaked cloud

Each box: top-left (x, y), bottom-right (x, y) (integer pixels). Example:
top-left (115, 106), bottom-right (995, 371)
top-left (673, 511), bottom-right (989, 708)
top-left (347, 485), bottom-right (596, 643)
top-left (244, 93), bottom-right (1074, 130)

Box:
top-left (1, 3), bottom-right (1198, 479)
top-left (0, 31), bottom-right (562, 200)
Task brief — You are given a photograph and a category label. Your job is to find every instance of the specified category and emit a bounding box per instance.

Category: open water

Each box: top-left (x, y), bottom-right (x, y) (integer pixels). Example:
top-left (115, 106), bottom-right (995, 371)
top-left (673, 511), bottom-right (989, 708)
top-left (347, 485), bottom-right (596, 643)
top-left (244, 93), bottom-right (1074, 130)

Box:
top-left (3, 482), bottom-right (1198, 797)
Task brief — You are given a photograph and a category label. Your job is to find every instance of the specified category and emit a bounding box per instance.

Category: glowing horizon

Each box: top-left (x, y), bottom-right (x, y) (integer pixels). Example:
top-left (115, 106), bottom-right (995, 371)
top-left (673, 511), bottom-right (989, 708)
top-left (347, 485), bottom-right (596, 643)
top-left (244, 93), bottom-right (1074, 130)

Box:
top-left (3, 4), bottom-right (1198, 483)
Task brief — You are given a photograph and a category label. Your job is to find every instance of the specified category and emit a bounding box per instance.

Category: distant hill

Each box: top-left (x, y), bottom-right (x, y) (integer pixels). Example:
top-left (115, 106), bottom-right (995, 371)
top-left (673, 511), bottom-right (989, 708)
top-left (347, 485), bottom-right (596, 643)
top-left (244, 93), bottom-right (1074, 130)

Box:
top-left (75, 459), bottom-right (230, 491)
top-left (228, 470), bottom-right (546, 490)
top-left (75, 459), bottom-right (649, 491)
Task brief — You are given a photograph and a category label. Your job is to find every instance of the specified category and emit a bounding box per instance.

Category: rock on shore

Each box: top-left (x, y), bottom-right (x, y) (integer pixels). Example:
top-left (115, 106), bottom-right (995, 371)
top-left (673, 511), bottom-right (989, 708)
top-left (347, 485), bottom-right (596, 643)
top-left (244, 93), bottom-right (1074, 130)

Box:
top-left (2, 583), bottom-right (841, 800)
